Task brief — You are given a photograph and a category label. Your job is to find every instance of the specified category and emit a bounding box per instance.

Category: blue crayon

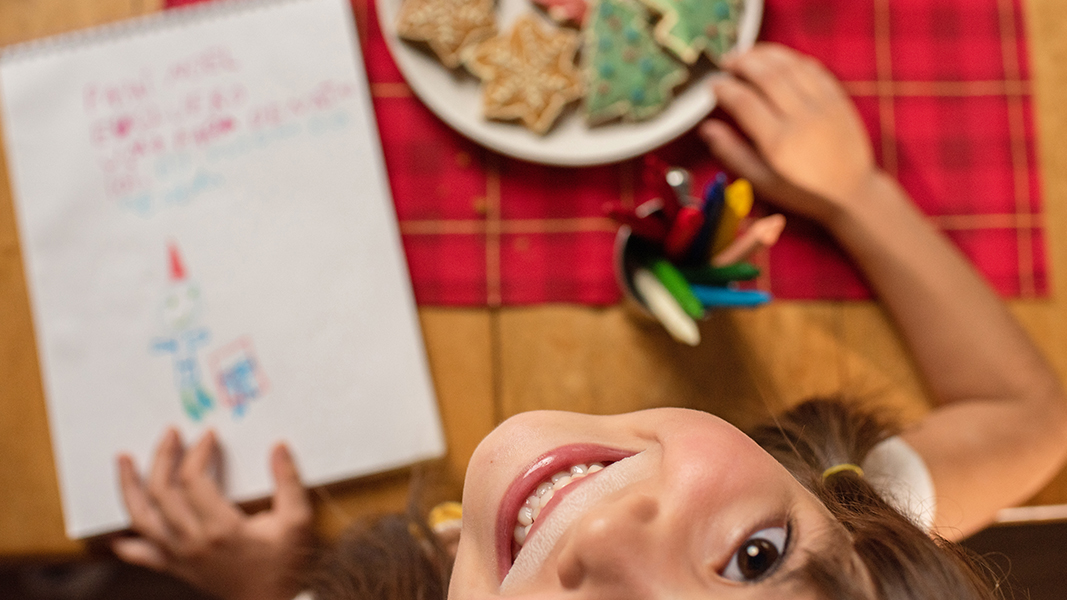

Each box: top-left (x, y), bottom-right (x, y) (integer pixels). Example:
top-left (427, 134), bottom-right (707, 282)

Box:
top-left (691, 285), bottom-right (772, 308)
top-left (682, 172), bottom-right (727, 265)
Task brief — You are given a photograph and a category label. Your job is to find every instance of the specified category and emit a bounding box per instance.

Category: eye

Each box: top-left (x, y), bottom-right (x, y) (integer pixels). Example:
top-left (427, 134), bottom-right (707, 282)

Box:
top-left (721, 526), bottom-right (788, 582)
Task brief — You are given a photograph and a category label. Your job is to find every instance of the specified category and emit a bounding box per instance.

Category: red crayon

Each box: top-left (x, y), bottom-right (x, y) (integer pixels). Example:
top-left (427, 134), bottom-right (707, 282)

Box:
top-left (663, 206), bottom-right (705, 260)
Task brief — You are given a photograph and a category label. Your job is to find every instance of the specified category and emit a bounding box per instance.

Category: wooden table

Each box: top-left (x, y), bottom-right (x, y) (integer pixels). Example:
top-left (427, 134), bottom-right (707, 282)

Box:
top-left (3, 0), bottom-right (1067, 557)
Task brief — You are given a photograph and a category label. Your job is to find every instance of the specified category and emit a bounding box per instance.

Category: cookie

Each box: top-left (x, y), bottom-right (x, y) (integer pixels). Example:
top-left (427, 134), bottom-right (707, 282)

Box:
top-left (639, 0), bottom-right (744, 64)
top-left (583, 0), bottom-right (688, 124)
top-left (466, 14), bottom-right (584, 134)
top-left (396, 0), bottom-right (497, 69)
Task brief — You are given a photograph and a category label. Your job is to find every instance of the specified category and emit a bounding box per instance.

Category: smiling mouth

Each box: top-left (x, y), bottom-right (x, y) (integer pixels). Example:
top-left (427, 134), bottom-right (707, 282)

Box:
top-left (498, 449), bottom-right (659, 592)
top-left (511, 461), bottom-right (610, 559)
top-left (496, 445), bottom-right (637, 580)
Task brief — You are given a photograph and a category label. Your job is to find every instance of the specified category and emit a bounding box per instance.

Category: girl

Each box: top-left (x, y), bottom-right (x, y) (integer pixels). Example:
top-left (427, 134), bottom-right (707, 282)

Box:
top-left (112, 44), bottom-right (1067, 600)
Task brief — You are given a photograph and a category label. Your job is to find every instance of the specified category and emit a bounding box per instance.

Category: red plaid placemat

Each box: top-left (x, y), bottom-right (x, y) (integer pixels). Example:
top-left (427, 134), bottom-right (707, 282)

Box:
top-left (166, 0), bottom-right (1046, 304)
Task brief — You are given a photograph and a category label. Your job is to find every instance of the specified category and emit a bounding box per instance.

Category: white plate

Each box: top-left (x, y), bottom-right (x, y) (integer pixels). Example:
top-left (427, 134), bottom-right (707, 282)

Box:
top-left (376, 0), bottom-right (764, 166)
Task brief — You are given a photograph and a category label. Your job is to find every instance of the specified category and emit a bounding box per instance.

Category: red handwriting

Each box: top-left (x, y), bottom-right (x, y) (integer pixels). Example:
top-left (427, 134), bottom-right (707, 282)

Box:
top-left (83, 73), bottom-right (153, 113)
top-left (89, 108), bottom-right (164, 146)
top-left (165, 46), bottom-right (239, 83)
top-left (82, 57), bottom-right (356, 205)
top-left (99, 133), bottom-right (168, 173)
top-left (171, 115), bottom-right (238, 150)
top-left (164, 84), bottom-right (248, 123)
top-left (246, 79), bottom-right (356, 130)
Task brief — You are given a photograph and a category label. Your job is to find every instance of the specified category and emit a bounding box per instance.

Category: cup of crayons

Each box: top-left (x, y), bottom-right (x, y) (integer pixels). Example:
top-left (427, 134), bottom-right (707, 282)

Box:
top-left (609, 161), bottom-right (786, 346)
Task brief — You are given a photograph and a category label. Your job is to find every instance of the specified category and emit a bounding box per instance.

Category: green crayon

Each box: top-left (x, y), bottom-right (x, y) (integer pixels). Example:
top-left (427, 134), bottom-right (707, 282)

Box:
top-left (648, 258), bottom-right (705, 320)
top-left (680, 262), bottom-right (760, 285)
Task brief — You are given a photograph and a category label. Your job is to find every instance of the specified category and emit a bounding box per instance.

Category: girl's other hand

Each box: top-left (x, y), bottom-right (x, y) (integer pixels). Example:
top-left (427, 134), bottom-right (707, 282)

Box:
top-left (701, 43), bottom-right (876, 222)
top-left (112, 429), bottom-right (314, 600)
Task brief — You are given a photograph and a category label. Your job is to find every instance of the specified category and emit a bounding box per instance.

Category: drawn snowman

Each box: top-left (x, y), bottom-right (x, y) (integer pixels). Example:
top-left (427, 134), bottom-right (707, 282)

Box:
top-left (152, 242), bottom-right (216, 421)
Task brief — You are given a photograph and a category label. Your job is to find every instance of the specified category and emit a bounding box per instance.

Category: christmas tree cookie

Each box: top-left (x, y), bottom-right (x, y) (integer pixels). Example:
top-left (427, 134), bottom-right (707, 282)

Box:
top-left (396, 0), bottom-right (497, 69)
top-left (583, 0), bottom-right (688, 124)
top-left (640, 0), bottom-right (744, 64)
top-left (466, 14), bottom-right (584, 134)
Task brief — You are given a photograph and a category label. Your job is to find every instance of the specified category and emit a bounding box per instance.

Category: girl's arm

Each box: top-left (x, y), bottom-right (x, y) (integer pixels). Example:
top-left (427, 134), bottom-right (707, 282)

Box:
top-left (702, 42), bottom-right (1067, 539)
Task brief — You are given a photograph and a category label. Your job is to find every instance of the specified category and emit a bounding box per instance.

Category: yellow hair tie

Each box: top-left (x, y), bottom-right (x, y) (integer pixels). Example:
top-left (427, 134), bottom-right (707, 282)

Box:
top-left (822, 463), bottom-right (864, 480)
top-left (428, 501), bottom-right (463, 533)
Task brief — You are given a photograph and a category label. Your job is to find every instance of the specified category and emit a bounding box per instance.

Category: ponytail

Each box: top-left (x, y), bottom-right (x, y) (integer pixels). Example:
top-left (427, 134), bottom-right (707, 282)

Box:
top-left (749, 398), bottom-right (1008, 599)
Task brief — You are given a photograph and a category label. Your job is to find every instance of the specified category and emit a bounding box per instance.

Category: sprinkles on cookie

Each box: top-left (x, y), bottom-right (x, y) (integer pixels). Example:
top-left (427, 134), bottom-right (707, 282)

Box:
top-left (396, 0), bottom-right (497, 69)
top-left (640, 0), bottom-right (744, 64)
top-left (583, 0), bottom-right (688, 124)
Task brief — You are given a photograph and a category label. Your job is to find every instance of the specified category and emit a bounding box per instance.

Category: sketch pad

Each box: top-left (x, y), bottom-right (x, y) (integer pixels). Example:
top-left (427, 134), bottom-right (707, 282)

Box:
top-left (0, 0), bottom-right (444, 538)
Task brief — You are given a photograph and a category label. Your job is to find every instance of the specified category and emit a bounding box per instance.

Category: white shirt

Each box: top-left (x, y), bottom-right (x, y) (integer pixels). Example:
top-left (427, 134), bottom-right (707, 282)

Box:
top-left (862, 436), bottom-right (937, 531)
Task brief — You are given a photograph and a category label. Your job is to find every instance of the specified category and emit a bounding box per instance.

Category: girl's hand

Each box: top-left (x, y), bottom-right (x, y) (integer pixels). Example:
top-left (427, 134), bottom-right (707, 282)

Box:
top-left (701, 43), bottom-right (877, 222)
top-left (112, 429), bottom-right (314, 600)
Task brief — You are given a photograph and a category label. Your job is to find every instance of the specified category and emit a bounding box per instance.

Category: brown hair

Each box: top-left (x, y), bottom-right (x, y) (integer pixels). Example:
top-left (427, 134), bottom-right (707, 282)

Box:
top-left (748, 399), bottom-right (1007, 599)
top-left (313, 399), bottom-right (1008, 600)
top-left (311, 509), bottom-right (452, 600)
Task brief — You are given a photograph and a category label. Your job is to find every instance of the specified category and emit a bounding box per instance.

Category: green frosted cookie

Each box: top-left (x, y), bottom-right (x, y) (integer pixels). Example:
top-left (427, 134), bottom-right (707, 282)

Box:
top-left (641, 0), bottom-right (744, 64)
top-left (583, 0), bottom-right (688, 124)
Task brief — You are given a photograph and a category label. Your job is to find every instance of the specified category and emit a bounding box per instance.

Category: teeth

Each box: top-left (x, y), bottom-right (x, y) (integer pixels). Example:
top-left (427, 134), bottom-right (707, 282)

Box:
top-left (512, 462), bottom-right (609, 549)
top-left (517, 505), bottom-right (533, 526)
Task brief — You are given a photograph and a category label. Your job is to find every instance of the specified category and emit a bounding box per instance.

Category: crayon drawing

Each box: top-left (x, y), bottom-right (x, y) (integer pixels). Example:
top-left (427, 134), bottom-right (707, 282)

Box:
top-left (208, 337), bottom-right (269, 418)
top-left (0, 0), bottom-right (445, 538)
top-left (151, 242), bottom-right (215, 421)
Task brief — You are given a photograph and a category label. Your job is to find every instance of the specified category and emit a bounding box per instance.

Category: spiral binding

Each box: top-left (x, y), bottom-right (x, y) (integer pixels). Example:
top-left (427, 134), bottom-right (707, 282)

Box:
top-left (0, 0), bottom-right (312, 65)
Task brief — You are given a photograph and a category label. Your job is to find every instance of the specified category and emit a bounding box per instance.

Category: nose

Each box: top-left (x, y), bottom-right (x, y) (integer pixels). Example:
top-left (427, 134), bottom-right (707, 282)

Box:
top-left (555, 491), bottom-right (663, 595)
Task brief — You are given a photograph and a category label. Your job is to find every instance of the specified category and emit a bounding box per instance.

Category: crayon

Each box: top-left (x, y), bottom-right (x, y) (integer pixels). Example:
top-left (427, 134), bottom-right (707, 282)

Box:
top-left (682, 173), bottom-right (727, 265)
top-left (680, 262), bottom-right (760, 285)
top-left (663, 206), bottom-right (705, 260)
top-left (690, 285), bottom-right (772, 308)
top-left (648, 258), bottom-right (705, 319)
top-left (711, 214), bottom-right (786, 266)
top-left (632, 268), bottom-right (700, 346)
top-left (711, 179), bottom-right (754, 255)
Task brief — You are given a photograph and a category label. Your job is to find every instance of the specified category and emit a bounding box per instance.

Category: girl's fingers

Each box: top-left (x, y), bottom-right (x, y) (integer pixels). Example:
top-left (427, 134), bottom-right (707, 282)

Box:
top-left (270, 443), bottom-right (313, 529)
top-left (699, 119), bottom-right (827, 218)
top-left (723, 43), bottom-right (812, 115)
top-left (111, 536), bottom-right (168, 571)
top-left (146, 429), bottom-right (204, 541)
top-left (116, 454), bottom-right (172, 543)
top-left (180, 430), bottom-right (239, 524)
top-left (699, 119), bottom-right (777, 189)
top-left (711, 76), bottom-right (783, 154)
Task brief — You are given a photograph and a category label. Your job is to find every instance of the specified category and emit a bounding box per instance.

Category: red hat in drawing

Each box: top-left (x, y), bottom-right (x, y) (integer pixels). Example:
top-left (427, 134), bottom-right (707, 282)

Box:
top-left (168, 242), bottom-right (186, 281)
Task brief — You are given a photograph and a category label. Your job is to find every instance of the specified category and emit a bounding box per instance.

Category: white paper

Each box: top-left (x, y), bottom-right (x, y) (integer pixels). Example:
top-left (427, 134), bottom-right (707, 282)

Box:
top-left (0, 0), bottom-right (444, 539)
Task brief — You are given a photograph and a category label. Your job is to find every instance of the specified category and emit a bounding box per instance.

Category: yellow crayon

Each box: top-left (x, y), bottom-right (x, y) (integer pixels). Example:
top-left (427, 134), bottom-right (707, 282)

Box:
top-left (710, 179), bottom-right (754, 255)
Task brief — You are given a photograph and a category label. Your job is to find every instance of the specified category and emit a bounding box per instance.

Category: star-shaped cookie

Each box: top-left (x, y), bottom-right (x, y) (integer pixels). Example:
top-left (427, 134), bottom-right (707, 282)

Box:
top-left (396, 0), bottom-right (497, 69)
top-left (640, 0), bottom-right (744, 64)
top-left (466, 15), bottom-right (584, 134)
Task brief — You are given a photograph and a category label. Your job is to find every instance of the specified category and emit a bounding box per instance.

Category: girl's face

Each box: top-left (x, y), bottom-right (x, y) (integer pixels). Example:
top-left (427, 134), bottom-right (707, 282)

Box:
top-left (450, 408), bottom-right (869, 599)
